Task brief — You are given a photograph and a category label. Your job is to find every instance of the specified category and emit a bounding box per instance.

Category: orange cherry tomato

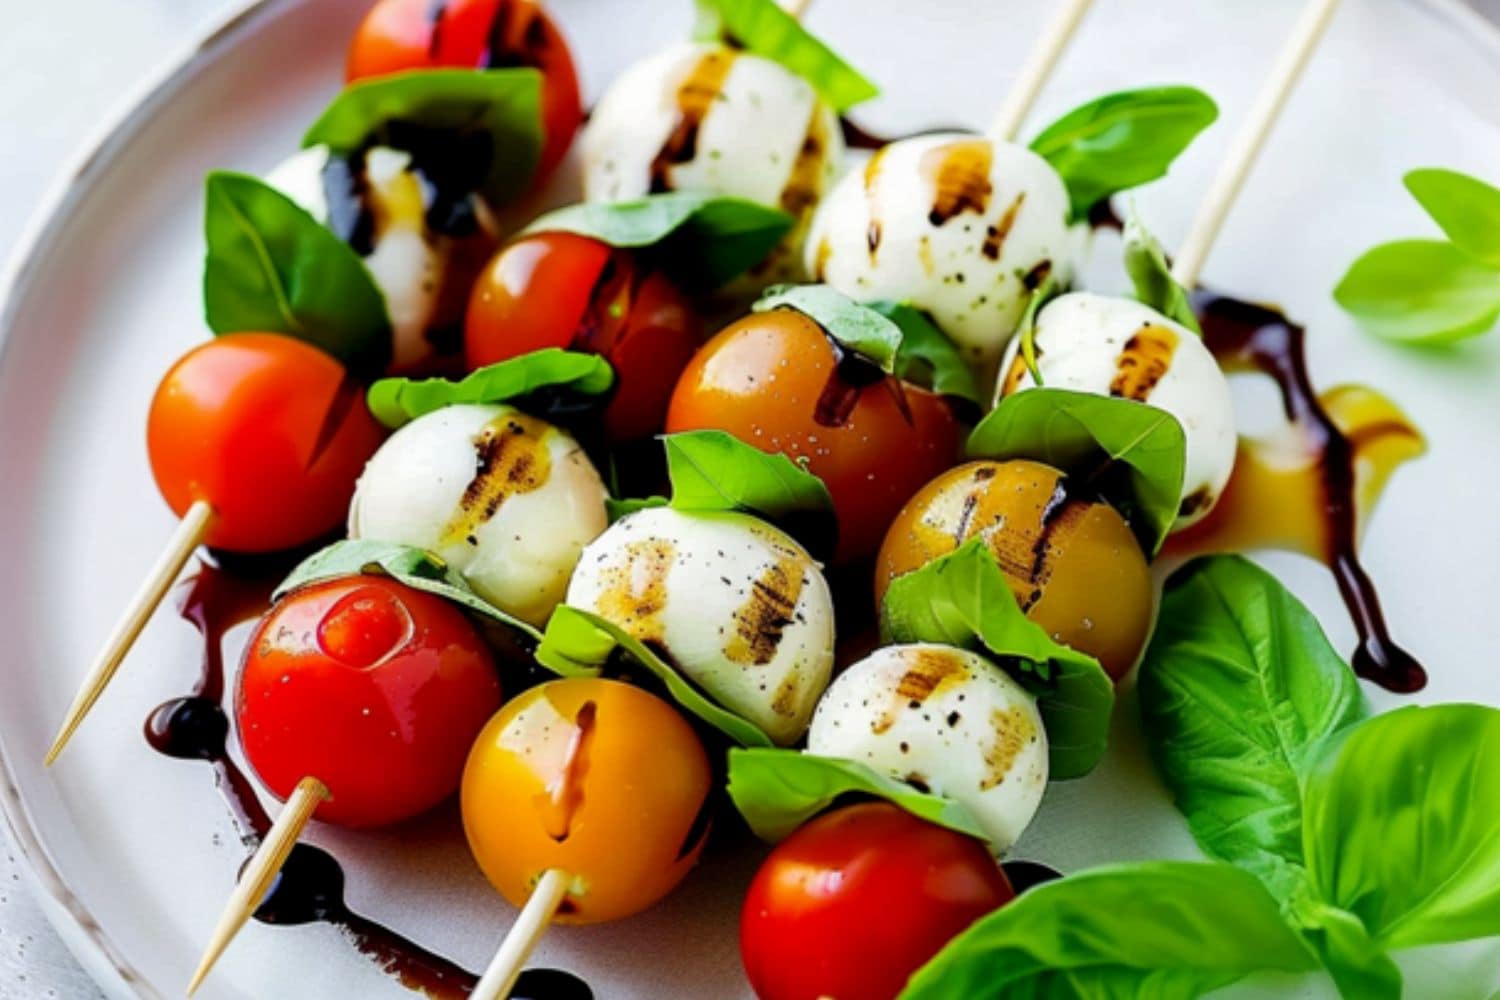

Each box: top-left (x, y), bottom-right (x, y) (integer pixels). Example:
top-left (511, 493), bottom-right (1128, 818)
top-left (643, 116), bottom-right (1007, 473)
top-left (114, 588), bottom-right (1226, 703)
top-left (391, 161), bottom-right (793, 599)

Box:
top-left (346, 0), bottom-right (583, 181)
top-left (236, 575), bottom-right (501, 828)
top-left (461, 678), bottom-right (712, 924)
top-left (465, 232), bottom-right (702, 441)
top-left (665, 309), bottom-right (964, 563)
top-left (146, 334), bottom-right (386, 553)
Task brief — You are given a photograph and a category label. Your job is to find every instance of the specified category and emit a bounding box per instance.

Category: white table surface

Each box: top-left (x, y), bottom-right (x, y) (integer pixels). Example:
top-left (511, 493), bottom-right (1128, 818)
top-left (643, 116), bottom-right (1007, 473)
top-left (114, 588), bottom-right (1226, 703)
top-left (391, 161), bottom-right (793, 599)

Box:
top-left (3, 1), bottom-right (1499, 998)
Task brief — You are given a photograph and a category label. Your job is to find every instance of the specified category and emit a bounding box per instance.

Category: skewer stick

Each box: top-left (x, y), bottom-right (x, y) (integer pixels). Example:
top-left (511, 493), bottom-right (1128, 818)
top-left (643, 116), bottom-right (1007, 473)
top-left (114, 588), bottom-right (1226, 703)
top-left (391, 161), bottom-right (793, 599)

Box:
top-left (187, 776), bottom-right (330, 996)
top-left (471, 869), bottom-right (573, 1000)
top-left (988, 0), bottom-right (1095, 141)
top-left (45, 499), bottom-right (215, 765)
top-left (1171, 0), bottom-right (1343, 288)
top-left (780, 0), bottom-right (814, 19)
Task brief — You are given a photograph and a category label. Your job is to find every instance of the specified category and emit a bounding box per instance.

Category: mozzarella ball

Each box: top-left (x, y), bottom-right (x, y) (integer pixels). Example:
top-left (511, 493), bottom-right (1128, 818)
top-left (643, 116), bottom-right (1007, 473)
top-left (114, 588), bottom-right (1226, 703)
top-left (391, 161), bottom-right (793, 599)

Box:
top-left (996, 292), bottom-right (1237, 528)
top-left (806, 133), bottom-right (1073, 374)
top-left (580, 42), bottom-right (845, 283)
top-left (807, 644), bottom-right (1047, 853)
top-left (565, 506), bottom-right (836, 745)
top-left (348, 404), bottom-right (607, 626)
top-left (266, 145), bottom-right (498, 372)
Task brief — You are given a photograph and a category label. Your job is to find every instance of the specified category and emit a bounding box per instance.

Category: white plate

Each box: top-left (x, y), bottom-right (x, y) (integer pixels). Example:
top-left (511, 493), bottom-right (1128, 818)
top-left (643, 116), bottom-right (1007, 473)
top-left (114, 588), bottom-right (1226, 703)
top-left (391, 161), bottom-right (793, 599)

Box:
top-left (3, 0), bottom-right (1500, 997)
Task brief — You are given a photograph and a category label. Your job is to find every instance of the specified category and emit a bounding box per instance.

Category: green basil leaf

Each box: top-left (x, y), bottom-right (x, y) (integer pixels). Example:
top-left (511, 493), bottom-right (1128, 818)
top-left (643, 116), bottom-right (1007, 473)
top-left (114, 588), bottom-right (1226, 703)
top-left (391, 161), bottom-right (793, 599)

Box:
top-left (754, 283), bottom-right (903, 372)
top-left (276, 538), bottom-right (540, 640)
top-left (864, 300), bottom-right (982, 403)
top-left (901, 861), bottom-right (1318, 1000)
top-left (726, 747), bottom-right (989, 844)
top-left (1138, 556), bottom-right (1369, 903)
top-left (1334, 239), bottom-right (1500, 344)
top-left (1029, 86), bottom-right (1219, 222)
top-left (605, 495), bottom-right (668, 523)
top-left (880, 539), bottom-right (1114, 779)
top-left (1289, 895), bottom-right (1404, 1000)
top-left (366, 349), bottom-right (614, 428)
top-left (1405, 168), bottom-right (1500, 266)
top-left (693, 0), bottom-right (878, 111)
top-left (534, 604), bottom-right (773, 747)
top-left (303, 68), bottom-right (542, 206)
top-left (1303, 703), bottom-right (1500, 952)
top-left (203, 171), bottom-right (391, 373)
top-left (966, 387), bottom-right (1186, 555)
top-left (526, 193), bottom-right (794, 289)
top-left (1015, 275), bottom-right (1060, 387)
top-left (1123, 211), bottom-right (1201, 333)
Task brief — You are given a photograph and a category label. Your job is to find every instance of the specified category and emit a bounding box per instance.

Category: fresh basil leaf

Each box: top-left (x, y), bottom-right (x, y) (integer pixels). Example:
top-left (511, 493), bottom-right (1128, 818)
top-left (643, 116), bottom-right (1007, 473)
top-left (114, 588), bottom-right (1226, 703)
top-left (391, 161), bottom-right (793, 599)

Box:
top-left (276, 538), bottom-right (540, 640)
top-left (1015, 275), bottom-right (1060, 388)
top-left (1029, 86), bottom-right (1219, 222)
top-left (534, 604), bottom-right (773, 747)
top-left (1123, 211), bottom-right (1201, 333)
top-left (1303, 703), bottom-right (1500, 953)
top-left (527, 193), bottom-right (793, 289)
top-left (864, 300), bottom-right (981, 403)
top-left (966, 387), bottom-right (1186, 555)
top-left (1405, 168), bottom-right (1500, 266)
top-left (1288, 894), bottom-right (1404, 1000)
top-left (303, 68), bottom-right (542, 206)
top-left (754, 284), bottom-right (902, 372)
top-left (694, 0), bottom-right (877, 111)
top-left (1334, 239), bottom-right (1500, 344)
top-left (880, 539), bottom-right (1114, 779)
top-left (1138, 556), bottom-right (1369, 903)
top-left (605, 495), bottom-right (668, 523)
top-left (203, 171), bottom-right (391, 373)
top-left (726, 747), bottom-right (988, 844)
top-left (901, 861), bottom-right (1318, 1000)
top-left (366, 349), bottom-right (614, 428)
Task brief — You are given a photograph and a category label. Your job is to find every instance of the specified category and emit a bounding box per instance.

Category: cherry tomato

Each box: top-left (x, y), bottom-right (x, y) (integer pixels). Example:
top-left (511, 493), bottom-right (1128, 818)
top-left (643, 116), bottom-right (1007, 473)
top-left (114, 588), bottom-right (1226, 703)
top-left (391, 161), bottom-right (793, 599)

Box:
top-left (147, 334), bottom-right (385, 553)
top-left (462, 678), bottom-right (712, 924)
top-left (666, 309), bottom-right (963, 563)
top-left (466, 232), bottom-right (702, 441)
top-left (237, 575), bottom-right (501, 828)
top-left (346, 0), bottom-right (582, 180)
top-left (741, 802), bottom-right (1012, 1000)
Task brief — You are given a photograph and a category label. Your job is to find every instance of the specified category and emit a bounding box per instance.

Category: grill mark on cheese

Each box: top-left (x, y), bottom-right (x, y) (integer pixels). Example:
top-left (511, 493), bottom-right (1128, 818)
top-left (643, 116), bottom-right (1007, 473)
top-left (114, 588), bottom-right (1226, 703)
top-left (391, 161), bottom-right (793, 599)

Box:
top-left (779, 105), bottom-right (829, 219)
top-left (863, 147), bottom-right (888, 260)
top-left (648, 48), bottom-right (738, 194)
top-left (595, 538), bottom-right (675, 645)
top-left (1109, 324), bottom-right (1179, 401)
top-left (441, 412), bottom-right (553, 545)
top-left (724, 553), bottom-right (807, 665)
top-left (872, 647), bottom-right (968, 734)
top-left (921, 139), bottom-right (993, 226)
top-left (981, 192), bottom-right (1026, 260)
top-left (981, 704), bottom-right (1036, 790)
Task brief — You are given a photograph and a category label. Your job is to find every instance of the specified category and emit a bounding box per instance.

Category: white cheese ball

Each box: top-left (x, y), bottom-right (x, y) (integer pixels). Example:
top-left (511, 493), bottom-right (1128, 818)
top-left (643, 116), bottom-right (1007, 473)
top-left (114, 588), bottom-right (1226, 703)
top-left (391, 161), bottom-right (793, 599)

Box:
top-left (348, 404), bottom-right (608, 627)
top-left (806, 133), bottom-right (1073, 374)
top-left (566, 506), bottom-right (836, 746)
top-left (806, 643), bottom-right (1047, 854)
top-left (996, 291), bottom-right (1237, 528)
top-left (580, 41), bottom-right (845, 283)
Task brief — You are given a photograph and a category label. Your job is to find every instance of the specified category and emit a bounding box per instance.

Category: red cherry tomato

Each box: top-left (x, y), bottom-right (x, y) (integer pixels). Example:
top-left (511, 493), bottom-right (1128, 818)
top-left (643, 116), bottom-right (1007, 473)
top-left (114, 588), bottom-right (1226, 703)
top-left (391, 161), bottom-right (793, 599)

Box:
top-left (147, 334), bottom-right (385, 553)
top-left (236, 575), bottom-right (501, 828)
top-left (466, 232), bottom-right (702, 441)
top-left (666, 310), bottom-right (964, 563)
top-left (346, 0), bottom-right (583, 181)
top-left (741, 802), bottom-right (1012, 1000)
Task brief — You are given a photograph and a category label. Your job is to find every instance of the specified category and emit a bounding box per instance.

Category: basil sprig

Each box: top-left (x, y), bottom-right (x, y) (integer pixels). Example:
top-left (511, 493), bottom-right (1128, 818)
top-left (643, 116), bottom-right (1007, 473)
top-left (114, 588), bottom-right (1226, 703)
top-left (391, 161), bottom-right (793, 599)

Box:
top-left (694, 0), bottom-right (877, 112)
top-left (864, 301), bottom-right (982, 404)
top-left (366, 349), bottom-right (614, 429)
top-left (754, 284), bottom-right (903, 371)
top-left (202, 171), bottom-right (392, 374)
top-left (726, 747), bottom-right (988, 844)
top-left (1123, 211), bottom-right (1201, 333)
top-left (1029, 86), bottom-right (1219, 222)
top-left (880, 540), bottom-right (1114, 779)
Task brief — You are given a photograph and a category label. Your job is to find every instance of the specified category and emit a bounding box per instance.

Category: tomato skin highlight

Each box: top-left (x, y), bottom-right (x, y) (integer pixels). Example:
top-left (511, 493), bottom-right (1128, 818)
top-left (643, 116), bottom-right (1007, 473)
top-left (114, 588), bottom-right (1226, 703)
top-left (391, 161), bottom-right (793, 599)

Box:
top-left (345, 0), bottom-right (583, 180)
top-left (146, 334), bottom-right (385, 553)
top-left (236, 576), bottom-right (501, 828)
top-left (665, 310), bottom-right (964, 563)
top-left (740, 802), bottom-right (1013, 1000)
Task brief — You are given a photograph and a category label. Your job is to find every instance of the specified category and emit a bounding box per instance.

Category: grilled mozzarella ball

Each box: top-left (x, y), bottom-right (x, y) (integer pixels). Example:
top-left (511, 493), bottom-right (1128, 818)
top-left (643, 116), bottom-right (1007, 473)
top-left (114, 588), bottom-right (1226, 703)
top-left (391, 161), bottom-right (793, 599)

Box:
top-left (580, 41), bottom-right (844, 283)
top-left (348, 404), bottom-right (608, 627)
top-left (566, 506), bottom-right (836, 745)
top-left (806, 133), bottom-right (1073, 373)
top-left (267, 145), bottom-right (498, 372)
top-left (807, 644), bottom-right (1047, 853)
top-left (996, 292), bottom-right (1237, 528)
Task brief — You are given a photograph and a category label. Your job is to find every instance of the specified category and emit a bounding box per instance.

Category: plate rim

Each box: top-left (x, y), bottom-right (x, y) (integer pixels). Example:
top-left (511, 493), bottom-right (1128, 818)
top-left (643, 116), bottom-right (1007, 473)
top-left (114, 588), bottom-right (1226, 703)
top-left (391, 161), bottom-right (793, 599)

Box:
top-left (1, 0), bottom-right (1498, 996)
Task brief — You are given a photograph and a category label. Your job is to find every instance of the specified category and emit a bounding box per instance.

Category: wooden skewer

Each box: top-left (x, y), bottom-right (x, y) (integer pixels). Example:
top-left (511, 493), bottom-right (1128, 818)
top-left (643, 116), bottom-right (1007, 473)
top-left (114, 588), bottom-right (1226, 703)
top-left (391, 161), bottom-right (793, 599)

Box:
top-left (471, 869), bottom-right (573, 1000)
top-left (1171, 0), bottom-right (1343, 288)
top-left (988, 0), bottom-right (1096, 142)
top-left (187, 776), bottom-right (330, 996)
top-left (45, 499), bottom-right (216, 765)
